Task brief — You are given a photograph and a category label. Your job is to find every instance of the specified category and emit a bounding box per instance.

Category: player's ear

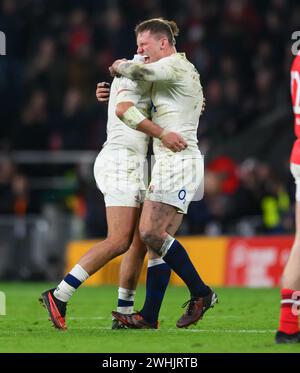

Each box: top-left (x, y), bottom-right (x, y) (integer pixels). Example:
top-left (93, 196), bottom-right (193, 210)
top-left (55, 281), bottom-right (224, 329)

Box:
top-left (160, 37), bottom-right (168, 50)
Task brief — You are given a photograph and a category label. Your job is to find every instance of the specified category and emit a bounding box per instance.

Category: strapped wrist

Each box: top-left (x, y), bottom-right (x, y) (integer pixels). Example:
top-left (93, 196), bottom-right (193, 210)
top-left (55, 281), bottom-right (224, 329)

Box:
top-left (120, 106), bottom-right (146, 130)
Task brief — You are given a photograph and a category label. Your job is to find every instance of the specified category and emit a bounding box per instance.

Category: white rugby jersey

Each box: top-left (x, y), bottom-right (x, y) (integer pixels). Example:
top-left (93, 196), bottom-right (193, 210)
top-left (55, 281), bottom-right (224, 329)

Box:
top-left (104, 75), bottom-right (151, 156)
top-left (117, 53), bottom-right (204, 156)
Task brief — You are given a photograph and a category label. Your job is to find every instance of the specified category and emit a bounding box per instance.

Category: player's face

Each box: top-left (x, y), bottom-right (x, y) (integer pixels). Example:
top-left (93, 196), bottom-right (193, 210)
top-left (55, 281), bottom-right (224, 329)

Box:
top-left (136, 31), bottom-right (164, 63)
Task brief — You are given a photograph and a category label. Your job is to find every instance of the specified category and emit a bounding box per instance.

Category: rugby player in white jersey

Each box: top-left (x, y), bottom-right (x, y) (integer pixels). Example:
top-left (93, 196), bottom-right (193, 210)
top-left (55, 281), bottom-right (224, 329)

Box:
top-left (39, 54), bottom-right (185, 330)
top-left (110, 18), bottom-right (218, 329)
top-left (95, 74), bottom-right (183, 329)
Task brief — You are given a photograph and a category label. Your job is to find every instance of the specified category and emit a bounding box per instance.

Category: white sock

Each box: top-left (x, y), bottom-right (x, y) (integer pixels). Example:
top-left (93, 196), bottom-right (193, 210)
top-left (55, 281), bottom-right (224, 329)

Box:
top-left (148, 258), bottom-right (165, 268)
top-left (116, 287), bottom-right (135, 314)
top-left (159, 234), bottom-right (175, 257)
top-left (54, 264), bottom-right (89, 302)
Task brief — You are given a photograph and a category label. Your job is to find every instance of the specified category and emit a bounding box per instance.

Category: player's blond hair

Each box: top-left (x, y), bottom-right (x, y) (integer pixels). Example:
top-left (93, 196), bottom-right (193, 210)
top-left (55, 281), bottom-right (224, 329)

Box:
top-left (135, 18), bottom-right (179, 45)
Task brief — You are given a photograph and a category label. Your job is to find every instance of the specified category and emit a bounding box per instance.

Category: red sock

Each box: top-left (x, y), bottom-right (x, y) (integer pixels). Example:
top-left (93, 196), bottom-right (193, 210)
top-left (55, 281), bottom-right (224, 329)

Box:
top-left (278, 288), bottom-right (299, 334)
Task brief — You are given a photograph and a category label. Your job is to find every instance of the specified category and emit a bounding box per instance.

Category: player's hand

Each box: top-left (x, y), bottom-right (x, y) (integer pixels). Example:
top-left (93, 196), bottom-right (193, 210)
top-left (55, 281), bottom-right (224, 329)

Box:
top-left (160, 131), bottom-right (188, 152)
top-left (96, 82), bottom-right (110, 103)
top-left (109, 59), bottom-right (127, 77)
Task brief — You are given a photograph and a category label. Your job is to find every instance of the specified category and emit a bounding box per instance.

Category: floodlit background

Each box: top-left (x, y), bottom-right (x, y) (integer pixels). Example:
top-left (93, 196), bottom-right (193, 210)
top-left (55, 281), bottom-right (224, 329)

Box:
top-left (0, 0), bottom-right (299, 285)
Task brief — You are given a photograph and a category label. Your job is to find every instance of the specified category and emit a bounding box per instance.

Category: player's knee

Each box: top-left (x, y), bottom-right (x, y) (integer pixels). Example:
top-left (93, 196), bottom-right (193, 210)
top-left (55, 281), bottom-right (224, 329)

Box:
top-left (108, 236), bottom-right (132, 256)
top-left (117, 239), bottom-right (132, 255)
top-left (139, 228), bottom-right (162, 253)
top-left (129, 243), bottom-right (147, 257)
top-left (139, 229), bottom-right (151, 245)
top-left (139, 225), bottom-right (152, 242)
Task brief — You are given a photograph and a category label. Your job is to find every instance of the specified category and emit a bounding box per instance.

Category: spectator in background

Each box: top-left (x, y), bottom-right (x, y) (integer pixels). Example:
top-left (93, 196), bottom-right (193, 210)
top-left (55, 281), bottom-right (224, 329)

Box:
top-left (0, 158), bottom-right (16, 214)
top-left (27, 37), bottom-right (67, 110)
top-left (196, 170), bottom-right (223, 235)
top-left (59, 88), bottom-right (88, 150)
top-left (0, 157), bottom-right (33, 215)
top-left (200, 79), bottom-right (225, 138)
top-left (12, 90), bottom-right (49, 151)
top-left (258, 163), bottom-right (290, 233)
top-left (10, 173), bottom-right (31, 216)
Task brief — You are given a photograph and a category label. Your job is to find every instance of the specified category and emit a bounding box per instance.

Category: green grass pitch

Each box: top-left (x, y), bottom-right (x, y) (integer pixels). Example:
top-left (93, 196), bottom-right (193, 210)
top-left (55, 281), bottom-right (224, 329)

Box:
top-left (0, 282), bottom-right (299, 353)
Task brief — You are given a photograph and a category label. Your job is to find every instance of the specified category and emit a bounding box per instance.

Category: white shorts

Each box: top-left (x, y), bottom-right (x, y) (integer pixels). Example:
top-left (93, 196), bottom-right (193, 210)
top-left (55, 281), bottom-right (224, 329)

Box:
top-left (291, 163), bottom-right (300, 202)
top-left (94, 148), bottom-right (147, 208)
top-left (145, 154), bottom-right (204, 214)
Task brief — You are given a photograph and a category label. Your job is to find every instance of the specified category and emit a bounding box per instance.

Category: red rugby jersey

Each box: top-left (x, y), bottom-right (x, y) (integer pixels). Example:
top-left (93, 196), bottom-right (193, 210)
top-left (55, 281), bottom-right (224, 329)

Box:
top-left (290, 54), bottom-right (300, 164)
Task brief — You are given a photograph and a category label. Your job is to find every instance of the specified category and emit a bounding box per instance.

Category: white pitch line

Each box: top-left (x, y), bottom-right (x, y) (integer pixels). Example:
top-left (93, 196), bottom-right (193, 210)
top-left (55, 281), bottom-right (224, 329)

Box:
top-left (170, 329), bottom-right (275, 334)
top-left (0, 327), bottom-right (276, 334)
top-left (0, 317), bottom-right (276, 333)
top-left (68, 316), bottom-right (106, 320)
top-left (1, 316), bottom-right (106, 321)
top-left (1, 315), bottom-right (242, 322)
top-left (25, 316), bottom-right (106, 321)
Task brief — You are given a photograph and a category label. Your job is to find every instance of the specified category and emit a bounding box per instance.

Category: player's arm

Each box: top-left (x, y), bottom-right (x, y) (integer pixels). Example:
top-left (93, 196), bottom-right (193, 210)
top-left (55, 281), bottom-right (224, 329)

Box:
top-left (96, 82), bottom-right (110, 103)
top-left (110, 59), bottom-right (176, 82)
top-left (115, 101), bottom-right (187, 152)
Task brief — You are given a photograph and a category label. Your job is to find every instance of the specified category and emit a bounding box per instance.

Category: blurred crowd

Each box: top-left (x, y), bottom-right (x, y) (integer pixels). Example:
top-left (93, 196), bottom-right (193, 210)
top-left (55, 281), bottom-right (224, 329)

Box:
top-left (0, 0), bottom-right (299, 237)
top-left (188, 156), bottom-right (294, 236)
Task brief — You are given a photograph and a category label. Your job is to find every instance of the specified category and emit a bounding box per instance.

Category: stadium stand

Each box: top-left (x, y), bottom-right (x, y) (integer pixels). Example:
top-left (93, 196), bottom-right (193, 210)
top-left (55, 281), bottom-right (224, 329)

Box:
top-left (0, 0), bottom-right (299, 279)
